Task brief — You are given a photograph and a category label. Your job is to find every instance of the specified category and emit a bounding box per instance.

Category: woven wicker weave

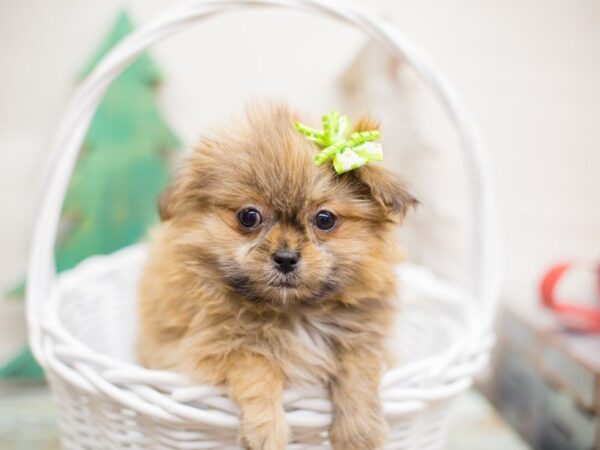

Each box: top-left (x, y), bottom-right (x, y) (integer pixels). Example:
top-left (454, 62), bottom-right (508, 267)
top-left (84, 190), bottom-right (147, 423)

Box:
top-left (26, 1), bottom-right (501, 449)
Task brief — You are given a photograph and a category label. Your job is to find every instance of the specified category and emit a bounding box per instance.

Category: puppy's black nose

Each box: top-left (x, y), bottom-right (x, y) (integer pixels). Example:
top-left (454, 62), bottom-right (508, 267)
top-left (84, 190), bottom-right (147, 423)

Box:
top-left (272, 249), bottom-right (300, 274)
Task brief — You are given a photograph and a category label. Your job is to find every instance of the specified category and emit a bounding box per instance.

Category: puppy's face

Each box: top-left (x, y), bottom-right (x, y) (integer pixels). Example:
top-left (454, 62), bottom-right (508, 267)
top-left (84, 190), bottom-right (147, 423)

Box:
top-left (160, 105), bottom-right (415, 306)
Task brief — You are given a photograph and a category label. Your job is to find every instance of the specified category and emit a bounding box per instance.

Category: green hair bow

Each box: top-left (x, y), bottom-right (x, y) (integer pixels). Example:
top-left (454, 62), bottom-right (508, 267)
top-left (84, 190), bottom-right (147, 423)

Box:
top-left (293, 110), bottom-right (383, 174)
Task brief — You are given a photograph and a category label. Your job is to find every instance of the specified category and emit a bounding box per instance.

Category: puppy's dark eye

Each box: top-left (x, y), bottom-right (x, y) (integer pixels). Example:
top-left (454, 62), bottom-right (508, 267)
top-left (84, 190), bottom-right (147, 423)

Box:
top-left (237, 208), bottom-right (262, 230)
top-left (314, 210), bottom-right (337, 231)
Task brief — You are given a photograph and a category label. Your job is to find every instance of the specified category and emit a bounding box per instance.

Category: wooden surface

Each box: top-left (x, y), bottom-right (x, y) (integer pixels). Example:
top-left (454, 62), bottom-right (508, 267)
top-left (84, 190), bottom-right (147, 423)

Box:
top-left (447, 389), bottom-right (530, 450)
top-left (0, 381), bottom-right (529, 450)
top-left (482, 304), bottom-right (600, 450)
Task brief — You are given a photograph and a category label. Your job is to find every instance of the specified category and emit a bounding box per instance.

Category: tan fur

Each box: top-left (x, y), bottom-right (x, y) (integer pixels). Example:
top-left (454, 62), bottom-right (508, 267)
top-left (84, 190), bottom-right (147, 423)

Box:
top-left (137, 103), bottom-right (416, 450)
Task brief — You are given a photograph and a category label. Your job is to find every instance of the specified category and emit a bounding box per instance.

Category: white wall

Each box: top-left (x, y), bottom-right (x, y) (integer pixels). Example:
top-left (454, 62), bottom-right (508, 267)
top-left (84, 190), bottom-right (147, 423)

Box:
top-left (1, 0), bottom-right (599, 354)
top-left (396, 0), bottom-right (600, 300)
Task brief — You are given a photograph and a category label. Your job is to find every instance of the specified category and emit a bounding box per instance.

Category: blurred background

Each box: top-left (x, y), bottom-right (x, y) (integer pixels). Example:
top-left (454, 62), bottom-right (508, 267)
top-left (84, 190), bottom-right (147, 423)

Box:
top-left (1, 0), bottom-right (599, 449)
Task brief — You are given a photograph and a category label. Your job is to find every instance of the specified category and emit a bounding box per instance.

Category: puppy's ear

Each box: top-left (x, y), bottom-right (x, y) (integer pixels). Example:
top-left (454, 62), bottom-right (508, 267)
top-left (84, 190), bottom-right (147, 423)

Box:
top-left (354, 165), bottom-right (418, 223)
top-left (353, 115), bottom-right (380, 133)
top-left (156, 175), bottom-right (201, 222)
top-left (157, 163), bottom-right (215, 222)
top-left (157, 182), bottom-right (177, 222)
top-left (350, 115), bottom-right (418, 222)
top-left (156, 172), bottom-right (193, 222)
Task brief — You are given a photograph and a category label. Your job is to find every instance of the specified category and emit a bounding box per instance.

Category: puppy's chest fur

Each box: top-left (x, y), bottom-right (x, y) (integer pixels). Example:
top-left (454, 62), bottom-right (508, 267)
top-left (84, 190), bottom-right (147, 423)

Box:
top-left (278, 307), bottom-right (391, 385)
top-left (278, 313), bottom-right (341, 386)
top-left (199, 302), bottom-right (385, 387)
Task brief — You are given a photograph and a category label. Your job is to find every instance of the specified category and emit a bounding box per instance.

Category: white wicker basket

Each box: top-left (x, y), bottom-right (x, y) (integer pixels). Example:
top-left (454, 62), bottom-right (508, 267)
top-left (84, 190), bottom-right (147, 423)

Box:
top-left (26, 1), bottom-right (502, 449)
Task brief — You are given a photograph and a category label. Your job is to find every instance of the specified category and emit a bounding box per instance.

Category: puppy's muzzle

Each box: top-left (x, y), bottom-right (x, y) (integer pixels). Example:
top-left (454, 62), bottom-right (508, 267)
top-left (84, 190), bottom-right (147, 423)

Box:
top-left (272, 249), bottom-right (300, 274)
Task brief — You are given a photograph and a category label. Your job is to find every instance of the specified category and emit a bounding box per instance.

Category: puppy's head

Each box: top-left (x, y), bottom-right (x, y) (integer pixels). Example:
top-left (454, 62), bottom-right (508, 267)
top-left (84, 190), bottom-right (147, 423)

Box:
top-left (159, 104), bottom-right (416, 306)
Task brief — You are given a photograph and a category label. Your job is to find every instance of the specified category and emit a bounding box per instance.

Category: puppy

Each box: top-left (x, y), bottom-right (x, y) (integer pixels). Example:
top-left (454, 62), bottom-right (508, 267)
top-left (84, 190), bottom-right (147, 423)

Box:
top-left (137, 103), bottom-right (416, 450)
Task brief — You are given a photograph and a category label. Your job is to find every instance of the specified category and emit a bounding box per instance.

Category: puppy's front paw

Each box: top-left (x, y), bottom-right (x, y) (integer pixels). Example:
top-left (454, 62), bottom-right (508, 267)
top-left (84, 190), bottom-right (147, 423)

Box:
top-left (239, 414), bottom-right (289, 450)
top-left (329, 411), bottom-right (388, 450)
top-left (228, 352), bottom-right (289, 450)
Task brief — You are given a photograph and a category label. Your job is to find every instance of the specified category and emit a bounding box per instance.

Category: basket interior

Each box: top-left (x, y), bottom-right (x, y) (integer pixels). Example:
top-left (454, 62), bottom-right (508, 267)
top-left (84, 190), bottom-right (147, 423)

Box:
top-left (54, 245), bottom-right (475, 373)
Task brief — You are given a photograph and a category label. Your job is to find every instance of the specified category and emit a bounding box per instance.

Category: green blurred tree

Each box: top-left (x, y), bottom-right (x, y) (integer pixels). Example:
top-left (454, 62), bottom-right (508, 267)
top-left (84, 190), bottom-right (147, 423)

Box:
top-left (1, 10), bottom-right (180, 378)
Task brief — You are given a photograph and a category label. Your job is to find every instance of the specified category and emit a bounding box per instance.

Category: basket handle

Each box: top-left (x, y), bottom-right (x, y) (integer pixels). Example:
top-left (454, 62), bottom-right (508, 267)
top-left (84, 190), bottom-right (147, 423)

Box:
top-left (26, 0), bottom-right (501, 361)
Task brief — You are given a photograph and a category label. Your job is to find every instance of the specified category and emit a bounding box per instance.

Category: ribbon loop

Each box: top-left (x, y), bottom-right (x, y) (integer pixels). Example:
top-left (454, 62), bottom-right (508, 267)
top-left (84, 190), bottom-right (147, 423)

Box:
top-left (294, 110), bottom-right (383, 174)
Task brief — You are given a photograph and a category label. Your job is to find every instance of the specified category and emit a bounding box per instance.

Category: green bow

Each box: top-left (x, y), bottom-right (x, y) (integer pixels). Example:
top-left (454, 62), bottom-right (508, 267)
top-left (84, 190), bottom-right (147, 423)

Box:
top-left (293, 110), bottom-right (383, 174)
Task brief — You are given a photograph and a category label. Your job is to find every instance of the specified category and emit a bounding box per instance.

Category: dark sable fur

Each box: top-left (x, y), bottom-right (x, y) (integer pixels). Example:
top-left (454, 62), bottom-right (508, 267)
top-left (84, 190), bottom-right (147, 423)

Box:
top-left (223, 274), bottom-right (264, 303)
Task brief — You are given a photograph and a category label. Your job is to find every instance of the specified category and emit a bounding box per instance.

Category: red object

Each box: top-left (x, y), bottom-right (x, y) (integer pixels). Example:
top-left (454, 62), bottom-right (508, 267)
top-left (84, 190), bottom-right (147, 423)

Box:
top-left (540, 262), bottom-right (600, 333)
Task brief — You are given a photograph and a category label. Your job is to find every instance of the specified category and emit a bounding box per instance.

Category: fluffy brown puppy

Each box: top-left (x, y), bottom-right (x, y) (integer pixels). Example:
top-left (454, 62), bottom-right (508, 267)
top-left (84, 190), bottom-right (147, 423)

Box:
top-left (137, 103), bottom-right (416, 450)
